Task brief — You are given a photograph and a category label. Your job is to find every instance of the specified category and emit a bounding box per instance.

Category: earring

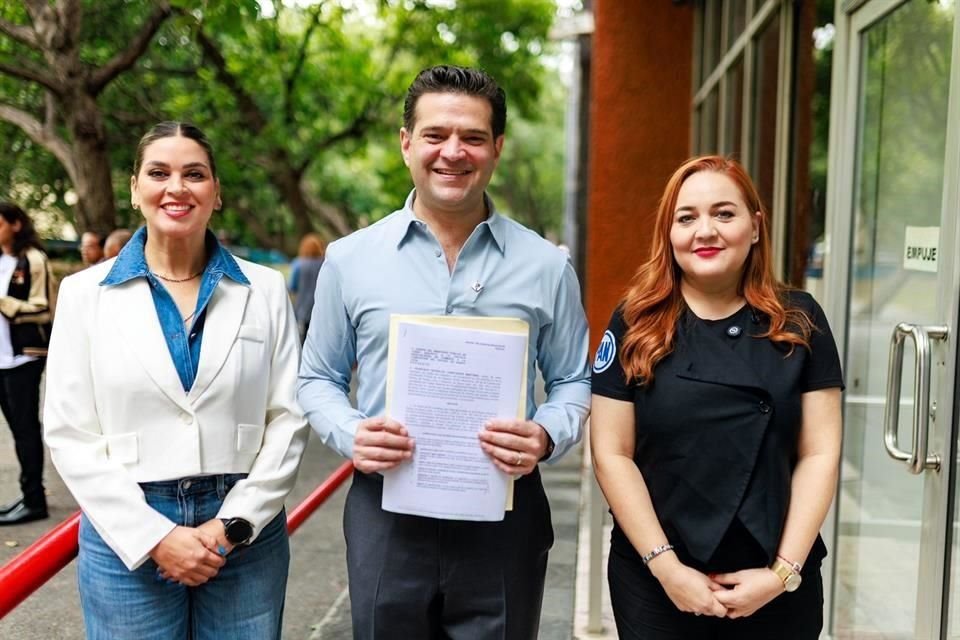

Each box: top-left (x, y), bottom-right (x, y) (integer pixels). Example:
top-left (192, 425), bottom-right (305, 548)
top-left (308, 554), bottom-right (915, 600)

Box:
top-left (215, 197), bottom-right (222, 210)
top-left (132, 203), bottom-right (140, 210)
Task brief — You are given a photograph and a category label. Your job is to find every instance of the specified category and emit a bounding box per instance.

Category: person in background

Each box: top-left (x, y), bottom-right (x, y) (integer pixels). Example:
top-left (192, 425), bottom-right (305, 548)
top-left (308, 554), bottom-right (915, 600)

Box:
top-left (0, 202), bottom-right (53, 526)
top-left (288, 232), bottom-right (325, 343)
top-left (44, 121), bottom-right (308, 639)
top-left (298, 65), bottom-right (591, 639)
top-left (104, 228), bottom-right (133, 260)
top-left (590, 155), bottom-right (843, 639)
top-left (80, 230), bottom-right (104, 266)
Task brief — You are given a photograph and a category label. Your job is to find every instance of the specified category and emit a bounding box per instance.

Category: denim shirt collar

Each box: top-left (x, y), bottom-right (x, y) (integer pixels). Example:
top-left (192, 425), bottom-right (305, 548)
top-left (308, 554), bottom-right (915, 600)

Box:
top-left (390, 190), bottom-right (506, 254)
top-left (100, 226), bottom-right (250, 287)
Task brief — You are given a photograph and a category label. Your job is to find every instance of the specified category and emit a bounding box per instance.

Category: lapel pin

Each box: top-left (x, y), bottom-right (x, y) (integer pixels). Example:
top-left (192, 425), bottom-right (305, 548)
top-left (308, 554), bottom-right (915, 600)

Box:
top-left (471, 281), bottom-right (484, 293)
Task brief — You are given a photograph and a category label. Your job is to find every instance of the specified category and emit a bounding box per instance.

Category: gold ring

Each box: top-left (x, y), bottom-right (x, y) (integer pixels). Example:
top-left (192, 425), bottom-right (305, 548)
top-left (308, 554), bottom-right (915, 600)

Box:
top-left (514, 452), bottom-right (523, 466)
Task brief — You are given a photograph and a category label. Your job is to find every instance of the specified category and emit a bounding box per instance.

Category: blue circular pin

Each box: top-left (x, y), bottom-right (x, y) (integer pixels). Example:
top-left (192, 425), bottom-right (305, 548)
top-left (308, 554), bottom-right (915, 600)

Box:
top-left (594, 330), bottom-right (617, 373)
top-left (726, 325), bottom-right (742, 338)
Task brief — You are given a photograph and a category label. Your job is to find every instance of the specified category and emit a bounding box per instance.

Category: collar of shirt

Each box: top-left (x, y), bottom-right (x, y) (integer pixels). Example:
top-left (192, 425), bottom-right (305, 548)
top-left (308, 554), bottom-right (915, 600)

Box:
top-left (99, 226), bottom-right (249, 392)
top-left (99, 226), bottom-right (250, 287)
top-left (387, 190), bottom-right (507, 254)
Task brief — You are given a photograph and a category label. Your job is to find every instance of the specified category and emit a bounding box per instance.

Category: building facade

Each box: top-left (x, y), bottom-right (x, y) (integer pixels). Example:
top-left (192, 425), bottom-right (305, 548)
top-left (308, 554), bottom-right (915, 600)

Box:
top-left (585, 1), bottom-right (960, 638)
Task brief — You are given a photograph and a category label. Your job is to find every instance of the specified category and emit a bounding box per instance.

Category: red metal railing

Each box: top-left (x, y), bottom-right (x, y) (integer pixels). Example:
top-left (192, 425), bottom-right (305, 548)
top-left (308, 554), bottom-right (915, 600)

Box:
top-left (286, 461), bottom-right (354, 534)
top-left (0, 511), bottom-right (81, 619)
top-left (0, 460), bottom-right (354, 619)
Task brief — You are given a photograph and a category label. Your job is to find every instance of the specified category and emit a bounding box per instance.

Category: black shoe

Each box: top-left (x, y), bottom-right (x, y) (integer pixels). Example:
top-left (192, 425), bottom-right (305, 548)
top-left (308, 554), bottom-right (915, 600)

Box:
top-left (0, 501), bottom-right (48, 526)
top-left (0, 497), bottom-right (23, 515)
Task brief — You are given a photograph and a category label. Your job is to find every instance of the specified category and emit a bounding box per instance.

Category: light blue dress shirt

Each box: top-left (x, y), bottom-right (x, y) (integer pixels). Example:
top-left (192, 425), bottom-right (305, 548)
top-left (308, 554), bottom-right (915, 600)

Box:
top-left (298, 191), bottom-right (591, 462)
top-left (100, 226), bottom-right (250, 391)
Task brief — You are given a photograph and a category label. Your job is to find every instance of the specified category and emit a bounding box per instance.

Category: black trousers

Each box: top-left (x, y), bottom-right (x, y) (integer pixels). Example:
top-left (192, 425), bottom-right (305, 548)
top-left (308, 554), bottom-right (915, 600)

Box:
top-left (608, 546), bottom-right (824, 640)
top-left (343, 468), bottom-right (554, 640)
top-left (0, 359), bottom-right (46, 508)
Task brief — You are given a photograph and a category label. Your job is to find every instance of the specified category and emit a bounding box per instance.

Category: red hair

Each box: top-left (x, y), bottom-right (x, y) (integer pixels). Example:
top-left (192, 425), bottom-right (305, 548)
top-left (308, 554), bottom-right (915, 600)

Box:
top-left (298, 233), bottom-right (326, 258)
top-left (619, 155), bottom-right (812, 385)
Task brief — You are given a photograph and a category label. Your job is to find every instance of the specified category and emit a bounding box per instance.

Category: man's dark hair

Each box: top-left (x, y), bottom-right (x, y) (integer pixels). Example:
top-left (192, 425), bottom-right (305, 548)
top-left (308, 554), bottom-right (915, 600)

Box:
top-left (82, 230), bottom-right (104, 248)
top-left (133, 121), bottom-right (218, 179)
top-left (403, 65), bottom-right (507, 138)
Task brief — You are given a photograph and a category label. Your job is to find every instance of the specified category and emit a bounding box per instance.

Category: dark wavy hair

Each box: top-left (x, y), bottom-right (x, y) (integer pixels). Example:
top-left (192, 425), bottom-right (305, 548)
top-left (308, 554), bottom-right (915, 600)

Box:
top-left (403, 65), bottom-right (507, 138)
top-left (0, 202), bottom-right (43, 255)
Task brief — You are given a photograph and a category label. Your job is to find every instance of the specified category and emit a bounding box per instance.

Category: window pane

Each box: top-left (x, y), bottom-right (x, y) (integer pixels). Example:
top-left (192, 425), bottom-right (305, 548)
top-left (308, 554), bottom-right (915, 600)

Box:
top-left (702, 0), bottom-right (723, 74)
top-left (751, 16), bottom-right (781, 218)
top-left (724, 56), bottom-right (745, 158)
top-left (725, 0), bottom-right (748, 51)
top-left (833, 3), bottom-right (954, 636)
top-left (699, 87), bottom-right (720, 153)
top-left (787, 0), bottom-right (835, 290)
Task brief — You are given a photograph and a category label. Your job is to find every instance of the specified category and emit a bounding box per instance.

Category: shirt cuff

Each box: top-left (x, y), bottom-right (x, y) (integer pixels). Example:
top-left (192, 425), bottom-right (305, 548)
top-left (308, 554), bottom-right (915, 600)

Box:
top-left (532, 406), bottom-right (577, 463)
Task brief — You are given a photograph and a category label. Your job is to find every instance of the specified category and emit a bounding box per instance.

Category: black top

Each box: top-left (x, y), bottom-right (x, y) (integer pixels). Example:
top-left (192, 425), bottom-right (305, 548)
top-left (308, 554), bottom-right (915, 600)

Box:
top-left (592, 290), bottom-right (844, 572)
top-left (4, 249), bottom-right (53, 357)
top-left (291, 256), bottom-right (324, 326)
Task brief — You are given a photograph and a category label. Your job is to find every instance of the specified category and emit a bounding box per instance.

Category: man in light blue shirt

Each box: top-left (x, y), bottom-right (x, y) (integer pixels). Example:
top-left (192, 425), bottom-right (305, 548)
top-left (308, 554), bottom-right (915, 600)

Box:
top-left (298, 65), bottom-right (590, 640)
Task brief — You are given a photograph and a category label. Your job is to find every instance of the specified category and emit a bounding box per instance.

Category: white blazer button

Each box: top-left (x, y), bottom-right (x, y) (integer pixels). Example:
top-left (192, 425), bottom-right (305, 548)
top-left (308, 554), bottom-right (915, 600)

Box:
top-left (180, 413), bottom-right (194, 425)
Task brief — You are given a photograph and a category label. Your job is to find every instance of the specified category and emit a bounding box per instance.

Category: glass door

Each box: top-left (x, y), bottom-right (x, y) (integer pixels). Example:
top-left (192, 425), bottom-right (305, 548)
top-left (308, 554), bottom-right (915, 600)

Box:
top-left (827, 0), bottom-right (960, 638)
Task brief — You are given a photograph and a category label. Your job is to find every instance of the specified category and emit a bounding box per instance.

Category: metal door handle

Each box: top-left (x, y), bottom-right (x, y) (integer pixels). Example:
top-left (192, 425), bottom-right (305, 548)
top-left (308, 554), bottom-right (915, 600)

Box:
top-left (883, 323), bottom-right (947, 473)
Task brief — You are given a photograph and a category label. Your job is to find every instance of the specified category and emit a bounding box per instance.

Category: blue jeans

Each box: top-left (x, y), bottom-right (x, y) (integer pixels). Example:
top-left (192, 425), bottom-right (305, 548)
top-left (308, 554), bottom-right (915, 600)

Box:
top-left (77, 474), bottom-right (289, 640)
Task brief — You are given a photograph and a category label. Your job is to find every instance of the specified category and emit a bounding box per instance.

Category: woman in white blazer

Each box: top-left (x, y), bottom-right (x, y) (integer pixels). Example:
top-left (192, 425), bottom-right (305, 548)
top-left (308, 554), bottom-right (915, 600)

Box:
top-left (43, 122), bottom-right (309, 640)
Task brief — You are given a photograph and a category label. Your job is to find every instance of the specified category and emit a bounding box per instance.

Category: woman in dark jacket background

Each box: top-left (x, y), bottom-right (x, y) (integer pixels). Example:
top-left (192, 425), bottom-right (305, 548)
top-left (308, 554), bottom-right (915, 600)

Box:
top-left (0, 201), bottom-right (54, 525)
top-left (288, 232), bottom-right (325, 343)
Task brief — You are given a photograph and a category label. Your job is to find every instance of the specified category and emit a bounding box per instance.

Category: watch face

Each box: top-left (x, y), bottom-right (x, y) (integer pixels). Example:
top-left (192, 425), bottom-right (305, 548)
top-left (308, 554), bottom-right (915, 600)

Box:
top-left (784, 573), bottom-right (803, 592)
top-left (225, 518), bottom-right (253, 544)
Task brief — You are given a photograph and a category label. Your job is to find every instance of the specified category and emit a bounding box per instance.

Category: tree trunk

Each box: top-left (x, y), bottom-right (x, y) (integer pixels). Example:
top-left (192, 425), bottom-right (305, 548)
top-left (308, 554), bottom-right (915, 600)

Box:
top-left (63, 91), bottom-right (116, 237)
top-left (0, 2), bottom-right (172, 237)
top-left (264, 151), bottom-right (353, 244)
top-left (230, 205), bottom-right (282, 251)
top-left (270, 161), bottom-right (319, 242)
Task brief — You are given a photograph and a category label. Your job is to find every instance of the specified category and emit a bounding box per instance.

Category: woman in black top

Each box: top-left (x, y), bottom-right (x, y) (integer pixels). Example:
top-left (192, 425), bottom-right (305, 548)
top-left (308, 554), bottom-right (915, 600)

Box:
top-left (0, 202), bottom-right (54, 525)
top-left (591, 156), bottom-right (843, 639)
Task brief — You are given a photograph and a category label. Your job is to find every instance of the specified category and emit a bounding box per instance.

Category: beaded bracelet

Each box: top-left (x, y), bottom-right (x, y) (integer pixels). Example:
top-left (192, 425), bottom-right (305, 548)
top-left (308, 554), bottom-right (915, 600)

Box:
top-left (777, 554), bottom-right (802, 573)
top-left (641, 543), bottom-right (675, 565)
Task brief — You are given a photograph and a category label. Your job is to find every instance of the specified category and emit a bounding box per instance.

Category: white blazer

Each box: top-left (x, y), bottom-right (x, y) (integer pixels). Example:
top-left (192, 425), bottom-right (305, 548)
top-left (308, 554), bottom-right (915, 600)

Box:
top-left (43, 257), bottom-right (308, 570)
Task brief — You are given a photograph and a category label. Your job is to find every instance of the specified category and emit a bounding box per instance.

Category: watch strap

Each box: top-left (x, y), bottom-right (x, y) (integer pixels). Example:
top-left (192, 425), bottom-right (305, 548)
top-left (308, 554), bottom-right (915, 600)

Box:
top-left (770, 558), bottom-right (802, 591)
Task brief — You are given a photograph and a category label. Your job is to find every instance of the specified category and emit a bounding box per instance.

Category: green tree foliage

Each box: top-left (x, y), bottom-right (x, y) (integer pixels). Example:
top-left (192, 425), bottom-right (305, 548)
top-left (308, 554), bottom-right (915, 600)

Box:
top-left (1, 0), bottom-right (176, 236)
top-left (1, 0), bottom-right (568, 253)
top-left (490, 76), bottom-right (566, 239)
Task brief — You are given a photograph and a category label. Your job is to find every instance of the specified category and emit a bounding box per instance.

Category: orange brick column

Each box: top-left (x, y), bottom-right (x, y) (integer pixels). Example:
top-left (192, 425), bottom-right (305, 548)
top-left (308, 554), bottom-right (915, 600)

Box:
top-left (585, 1), bottom-right (694, 352)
